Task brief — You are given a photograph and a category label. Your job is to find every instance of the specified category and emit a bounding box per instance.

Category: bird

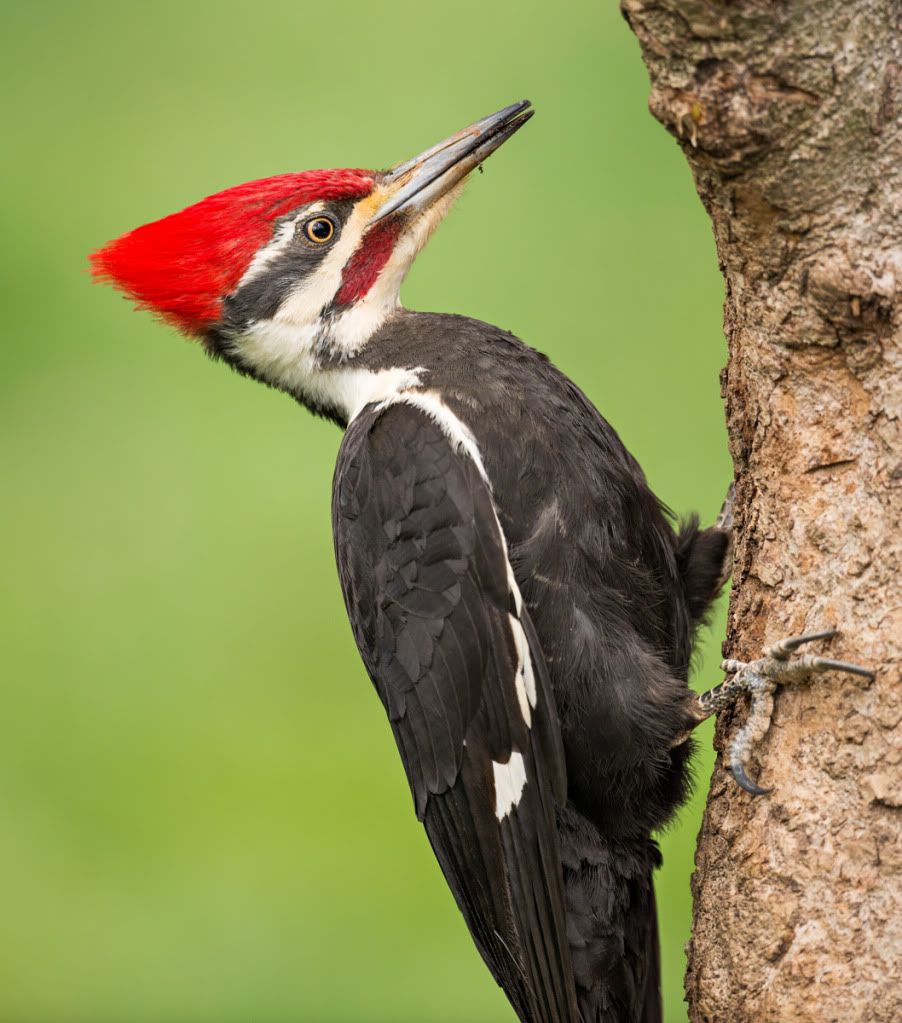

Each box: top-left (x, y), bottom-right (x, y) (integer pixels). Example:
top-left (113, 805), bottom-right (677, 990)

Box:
top-left (91, 101), bottom-right (872, 1023)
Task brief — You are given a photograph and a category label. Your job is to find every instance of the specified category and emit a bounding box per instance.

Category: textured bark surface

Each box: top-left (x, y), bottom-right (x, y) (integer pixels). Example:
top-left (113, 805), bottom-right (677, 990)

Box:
top-left (622, 3), bottom-right (901, 1021)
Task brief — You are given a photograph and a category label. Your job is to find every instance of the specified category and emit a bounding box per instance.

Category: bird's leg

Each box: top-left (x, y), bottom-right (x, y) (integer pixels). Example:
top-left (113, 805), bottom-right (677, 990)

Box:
top-left (681, 629), bottom-right (874, 795)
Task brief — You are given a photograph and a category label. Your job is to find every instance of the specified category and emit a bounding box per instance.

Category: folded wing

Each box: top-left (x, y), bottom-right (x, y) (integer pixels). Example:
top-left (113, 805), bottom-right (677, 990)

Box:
top-left (332, 401), bottom-right (579, 1023)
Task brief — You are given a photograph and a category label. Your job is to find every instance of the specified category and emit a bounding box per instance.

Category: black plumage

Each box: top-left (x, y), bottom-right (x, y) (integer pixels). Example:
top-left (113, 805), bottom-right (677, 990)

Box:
top-left (330, 312), bottom-right (728, 1023)
top-left (334, 403), bottom-right (579, 1023)
top-left (96, 102), bottom-right (729, 1021)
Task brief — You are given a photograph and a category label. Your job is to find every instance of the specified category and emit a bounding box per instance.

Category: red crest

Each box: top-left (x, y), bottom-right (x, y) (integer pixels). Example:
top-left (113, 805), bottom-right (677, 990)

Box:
top-left (90, 169), bottom-right (375, 335)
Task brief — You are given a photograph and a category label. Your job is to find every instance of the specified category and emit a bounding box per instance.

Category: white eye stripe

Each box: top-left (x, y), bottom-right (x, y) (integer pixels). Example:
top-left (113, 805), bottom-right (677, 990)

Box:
top-left (234, 202), bottom-right (329, 293)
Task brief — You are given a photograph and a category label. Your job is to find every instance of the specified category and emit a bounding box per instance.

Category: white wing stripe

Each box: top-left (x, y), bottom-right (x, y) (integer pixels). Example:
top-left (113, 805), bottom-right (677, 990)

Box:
top-left (493, 752), bottom-right (528, 820)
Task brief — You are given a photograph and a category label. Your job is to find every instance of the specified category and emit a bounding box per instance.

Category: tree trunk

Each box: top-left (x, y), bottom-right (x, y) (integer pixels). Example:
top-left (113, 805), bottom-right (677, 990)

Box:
top-left (621, 3), bottom-right (901, 1021)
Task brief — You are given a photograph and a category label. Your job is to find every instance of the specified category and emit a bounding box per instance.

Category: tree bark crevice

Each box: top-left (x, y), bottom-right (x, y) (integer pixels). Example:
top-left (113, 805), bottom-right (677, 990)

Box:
top-left (622, 2), bottom-right (901, 1020)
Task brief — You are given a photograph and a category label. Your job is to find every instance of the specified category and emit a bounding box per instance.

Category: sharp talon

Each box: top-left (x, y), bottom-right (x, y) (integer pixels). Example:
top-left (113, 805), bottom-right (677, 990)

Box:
top-left (731, 761), bottom-right (771, 796)
top-left (769, 628), bottom-right (838, 658)
top-left (810, 657), bottom-right (875, 680)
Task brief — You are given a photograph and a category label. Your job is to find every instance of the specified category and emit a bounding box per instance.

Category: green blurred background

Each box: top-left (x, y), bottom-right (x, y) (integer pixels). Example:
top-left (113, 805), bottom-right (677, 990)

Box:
top-left (1, 2), bottom-right (730, 1020)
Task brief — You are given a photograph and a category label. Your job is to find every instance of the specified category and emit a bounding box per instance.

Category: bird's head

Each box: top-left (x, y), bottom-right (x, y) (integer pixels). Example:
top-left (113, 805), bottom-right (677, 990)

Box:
top-left (91, 102), bottom-right (532, 407)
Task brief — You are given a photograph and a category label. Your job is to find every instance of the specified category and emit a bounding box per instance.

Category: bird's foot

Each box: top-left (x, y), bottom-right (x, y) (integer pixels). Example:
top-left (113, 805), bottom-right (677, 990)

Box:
top-left (693, 629), bottom-right (874, 796)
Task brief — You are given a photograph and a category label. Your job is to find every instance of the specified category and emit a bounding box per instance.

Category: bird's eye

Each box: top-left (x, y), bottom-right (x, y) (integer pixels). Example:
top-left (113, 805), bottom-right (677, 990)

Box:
top-left (303, 216), bottom-right (335, 244)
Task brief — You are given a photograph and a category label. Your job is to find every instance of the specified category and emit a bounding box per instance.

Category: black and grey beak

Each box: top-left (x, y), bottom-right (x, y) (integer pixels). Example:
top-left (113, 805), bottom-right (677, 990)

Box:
top-left (370, 101), bottom-right (533, 225)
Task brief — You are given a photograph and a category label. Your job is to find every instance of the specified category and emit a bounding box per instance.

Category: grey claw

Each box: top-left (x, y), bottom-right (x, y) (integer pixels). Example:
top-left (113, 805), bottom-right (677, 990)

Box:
top-left (702, 627), bottom-right (874, 798)
top-left (809, 657), bottom-right (875, 680)
top-left (731, 761), bottom-right (771, 796)
top-left (769, 629), bottom-right (838, 659)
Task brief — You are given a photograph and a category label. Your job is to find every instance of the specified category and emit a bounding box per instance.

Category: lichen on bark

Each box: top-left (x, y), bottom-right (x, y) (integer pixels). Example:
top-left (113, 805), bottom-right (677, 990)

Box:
top-left (621, 2), bottom-right (901, 1020)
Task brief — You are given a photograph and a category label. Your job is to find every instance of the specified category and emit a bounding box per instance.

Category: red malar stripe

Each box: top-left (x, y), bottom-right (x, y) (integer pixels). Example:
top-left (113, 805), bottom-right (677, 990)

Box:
top-left (335, 220), bottom-right (402, 305)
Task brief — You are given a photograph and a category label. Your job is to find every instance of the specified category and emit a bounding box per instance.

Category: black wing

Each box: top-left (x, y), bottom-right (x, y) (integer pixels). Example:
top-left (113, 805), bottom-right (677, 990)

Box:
top-left (333, 402), bottom-right (579, 1023)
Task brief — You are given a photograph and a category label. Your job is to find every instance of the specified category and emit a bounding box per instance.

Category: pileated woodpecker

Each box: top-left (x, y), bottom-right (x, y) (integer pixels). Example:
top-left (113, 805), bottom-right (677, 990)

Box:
top-left (92, 102), bottom-right (872, 1023)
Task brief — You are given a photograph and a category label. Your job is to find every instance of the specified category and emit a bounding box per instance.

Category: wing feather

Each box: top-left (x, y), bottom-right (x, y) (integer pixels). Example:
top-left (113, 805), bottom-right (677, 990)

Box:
top-left (333, 402), bottom-right (579, 1023)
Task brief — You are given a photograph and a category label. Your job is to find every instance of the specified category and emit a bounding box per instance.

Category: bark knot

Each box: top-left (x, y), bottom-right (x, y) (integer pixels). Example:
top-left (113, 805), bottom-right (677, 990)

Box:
top-left (807, 249), bottom-right (897, 336)
top-left (649, 62), bottom-right (821, 166)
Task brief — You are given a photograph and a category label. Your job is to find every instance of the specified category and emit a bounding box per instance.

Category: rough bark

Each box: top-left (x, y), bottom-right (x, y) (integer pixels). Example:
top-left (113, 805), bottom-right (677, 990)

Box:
top-left (621, 2), bottom-right (901, 1021)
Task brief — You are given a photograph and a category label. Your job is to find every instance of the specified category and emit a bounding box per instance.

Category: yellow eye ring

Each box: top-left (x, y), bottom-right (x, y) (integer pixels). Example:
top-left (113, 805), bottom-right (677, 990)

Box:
top-left (304, 216), bottom-right (335, 244)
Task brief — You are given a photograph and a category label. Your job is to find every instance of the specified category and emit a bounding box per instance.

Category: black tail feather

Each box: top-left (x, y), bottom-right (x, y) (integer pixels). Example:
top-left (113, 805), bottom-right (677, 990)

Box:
top-left (558, 804), bottom-right (662, 1023)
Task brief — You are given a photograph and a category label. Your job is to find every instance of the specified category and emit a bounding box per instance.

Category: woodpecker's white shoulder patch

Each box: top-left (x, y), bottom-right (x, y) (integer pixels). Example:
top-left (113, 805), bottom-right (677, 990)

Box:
top-left (492, 751), bottom-right (527, 820)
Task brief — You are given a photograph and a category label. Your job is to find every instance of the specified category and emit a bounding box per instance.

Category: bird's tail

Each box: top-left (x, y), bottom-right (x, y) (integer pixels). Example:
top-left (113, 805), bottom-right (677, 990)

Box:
top-left (640, 886), bottom-right (662, 1023)
top-left (557, 805), bottom-right (662, 1023)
